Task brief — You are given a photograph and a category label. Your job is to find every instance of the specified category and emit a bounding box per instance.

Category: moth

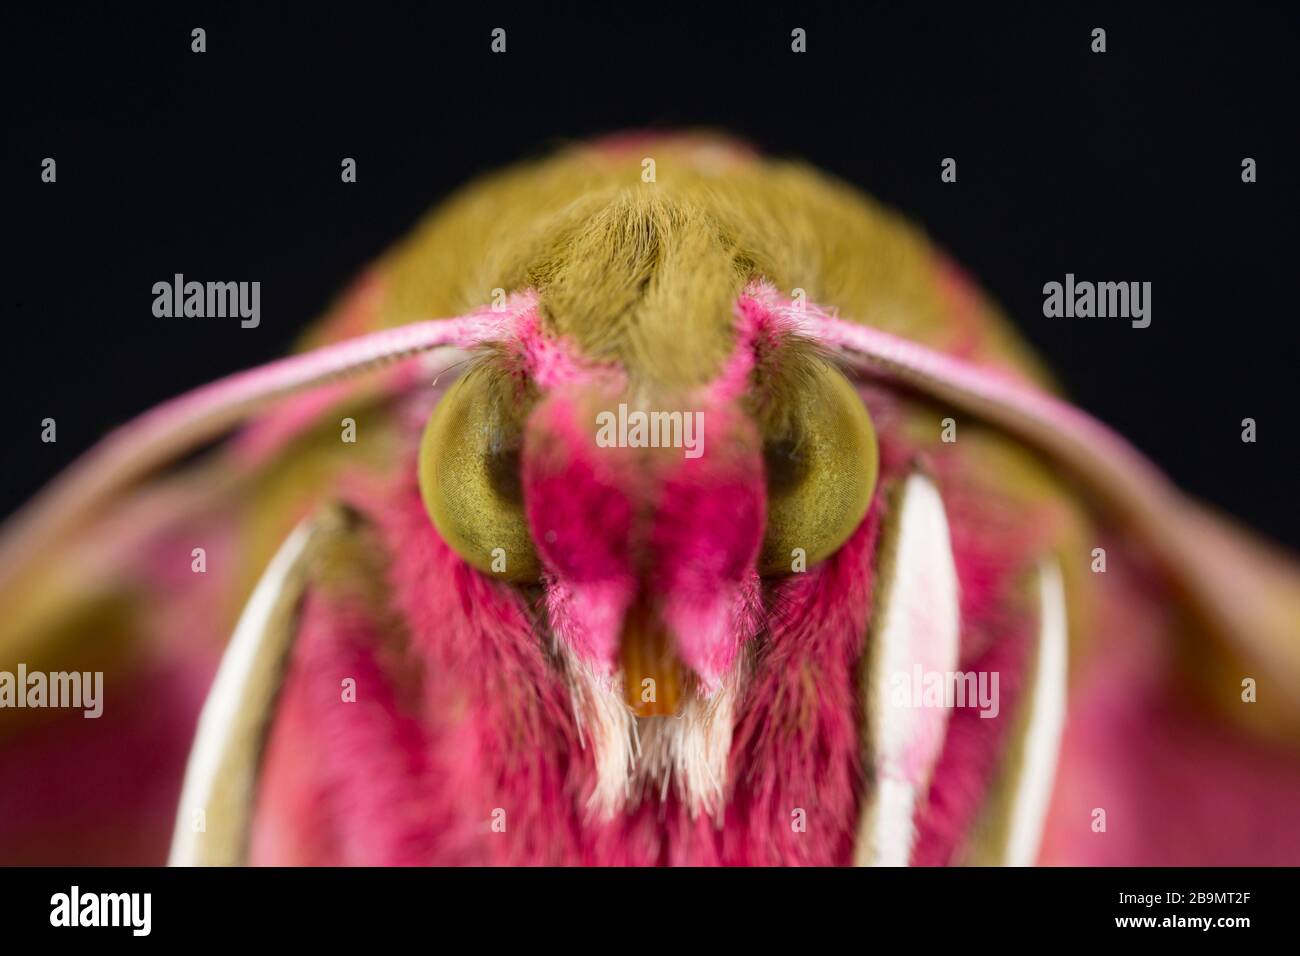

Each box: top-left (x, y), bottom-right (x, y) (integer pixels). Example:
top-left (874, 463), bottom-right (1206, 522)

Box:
top-left (1, 133), bottom-right (1298, 866)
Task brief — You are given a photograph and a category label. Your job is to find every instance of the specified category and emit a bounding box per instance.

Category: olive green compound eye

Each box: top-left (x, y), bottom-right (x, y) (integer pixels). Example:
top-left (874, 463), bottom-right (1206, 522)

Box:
top-left (417, 365), bottom-right (541, 582)
top-left (757, 361), bottom-right (879, 576)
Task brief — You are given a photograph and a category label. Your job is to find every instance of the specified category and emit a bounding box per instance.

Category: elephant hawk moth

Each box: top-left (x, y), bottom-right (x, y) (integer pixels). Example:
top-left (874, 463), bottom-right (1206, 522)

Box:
top-left (2, 133), bottom-right (1298, 866)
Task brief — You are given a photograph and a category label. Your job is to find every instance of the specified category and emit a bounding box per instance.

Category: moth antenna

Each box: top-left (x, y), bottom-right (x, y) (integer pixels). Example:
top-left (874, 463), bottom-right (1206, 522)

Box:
top-left (0, 310), bottom-right (504, 591)
top-left (748, 284), bottom-right (1300, 707)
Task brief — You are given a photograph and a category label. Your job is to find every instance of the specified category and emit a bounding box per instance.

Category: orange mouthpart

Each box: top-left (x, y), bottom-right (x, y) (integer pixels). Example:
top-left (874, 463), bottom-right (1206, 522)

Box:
top-left (620, 599), bottom-right (685, 717)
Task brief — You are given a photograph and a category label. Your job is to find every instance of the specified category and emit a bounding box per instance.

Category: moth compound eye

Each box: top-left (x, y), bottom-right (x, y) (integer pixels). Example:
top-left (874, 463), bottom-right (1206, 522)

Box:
top-left (418, 366), bottom-right (541, 582)
top-left (757, 363), bottom-right (878, 576)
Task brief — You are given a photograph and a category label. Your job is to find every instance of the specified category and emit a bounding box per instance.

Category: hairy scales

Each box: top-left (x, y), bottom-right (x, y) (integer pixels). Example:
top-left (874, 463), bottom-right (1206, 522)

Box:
top-left (367, 134), bottom-right (1049, 389)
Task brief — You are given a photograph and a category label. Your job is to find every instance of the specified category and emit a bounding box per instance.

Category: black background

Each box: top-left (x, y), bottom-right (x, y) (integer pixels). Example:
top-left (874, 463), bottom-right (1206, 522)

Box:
top-left (3, 3), bottom-right (1297, 547)
top-left (0, 865), bottom-right (1289, 941)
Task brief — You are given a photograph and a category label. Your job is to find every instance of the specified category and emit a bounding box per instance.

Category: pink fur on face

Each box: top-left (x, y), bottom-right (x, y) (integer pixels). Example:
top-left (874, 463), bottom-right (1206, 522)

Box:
top-left (647, 426), bottom-right (765, 690)
top-left (523, 392), bottom-right (638, 671)
top-left (523, 390), bottom-right (765, 689)
top-left (253, 471), bottom-right (881, 865)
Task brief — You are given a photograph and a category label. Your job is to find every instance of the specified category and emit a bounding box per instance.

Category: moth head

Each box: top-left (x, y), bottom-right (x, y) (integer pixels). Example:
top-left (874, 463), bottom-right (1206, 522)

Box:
top-left (416, 293), bottom-right (879, 709)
